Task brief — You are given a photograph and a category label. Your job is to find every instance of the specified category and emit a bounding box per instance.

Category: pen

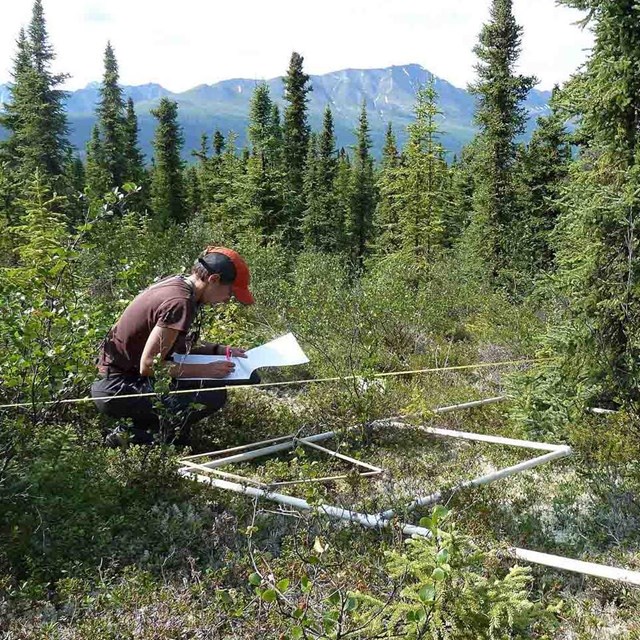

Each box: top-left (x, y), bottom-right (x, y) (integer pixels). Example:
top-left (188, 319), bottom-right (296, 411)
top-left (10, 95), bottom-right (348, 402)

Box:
top-left (225, 346), bottom-right (231, 361)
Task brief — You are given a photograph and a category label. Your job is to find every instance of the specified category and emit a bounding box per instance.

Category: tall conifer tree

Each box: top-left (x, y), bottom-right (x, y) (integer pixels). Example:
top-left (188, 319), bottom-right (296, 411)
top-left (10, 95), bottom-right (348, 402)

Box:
top-left (123, 98), bottom-right (146, 185)
top-left (374, 123), bottom-right (402, 254)
top-left (396, 80), bottom-right (447, 260)
top-left (514, 90), bottom-right (570, 276)
top-left (282, 52), bottom-right (311, 248)
top-left (184, 165), bottom-right (202, 215)
top-left (334, 148), bottom-right (353, 252)
top-left (467, 0), bottom-right (535, 281)
top-left (0, 1), bottom-right (69, 188)
top-left (85, 125), bottom-right (109, 204)
top-left (0, 30), bottom-right (31, 167)
top-left (247, 83), bottom-right (285, 241)
top-left (348, 101), bottom-right (376, 262)
top-left (150, 98), bottom-right (186, 227)
top-left (551, 0), bottom-right (640, 405)
top-left (213, 130), bottom-right (225, 156)
top-left (95, 42), bottom-right (127, 189)
top-left (444, 145), bottom-right (478, 248)
top-left (302, 106), bottom-right (342, 252)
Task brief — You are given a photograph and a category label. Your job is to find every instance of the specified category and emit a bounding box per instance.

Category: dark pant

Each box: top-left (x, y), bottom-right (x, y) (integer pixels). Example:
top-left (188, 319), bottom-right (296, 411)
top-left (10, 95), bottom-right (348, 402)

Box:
top-left (91, 372), bottom-right (259, 444)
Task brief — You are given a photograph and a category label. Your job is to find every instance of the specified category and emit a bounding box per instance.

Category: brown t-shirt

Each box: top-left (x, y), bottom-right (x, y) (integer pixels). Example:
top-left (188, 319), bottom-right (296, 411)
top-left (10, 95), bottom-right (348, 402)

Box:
top-left (98, 276), bottom-right (198, 375)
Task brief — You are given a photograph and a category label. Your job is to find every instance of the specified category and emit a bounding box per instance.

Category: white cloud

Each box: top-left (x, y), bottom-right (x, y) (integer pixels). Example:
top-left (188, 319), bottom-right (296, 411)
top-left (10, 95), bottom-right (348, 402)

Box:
top-left (0, 0), bottom-right (593, 92)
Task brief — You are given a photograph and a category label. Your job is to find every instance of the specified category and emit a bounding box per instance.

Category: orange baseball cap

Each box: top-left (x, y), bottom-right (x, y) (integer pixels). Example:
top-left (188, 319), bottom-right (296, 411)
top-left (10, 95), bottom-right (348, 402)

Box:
top-left (202, 246), bottom-right (255, 305)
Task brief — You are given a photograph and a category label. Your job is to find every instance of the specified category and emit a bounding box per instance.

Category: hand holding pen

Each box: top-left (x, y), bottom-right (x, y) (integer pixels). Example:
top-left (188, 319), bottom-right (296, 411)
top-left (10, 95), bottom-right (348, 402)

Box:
top-left (222, 345), bottom-right (248, 359)
top-left (202, 345), bottom-right (246, 378)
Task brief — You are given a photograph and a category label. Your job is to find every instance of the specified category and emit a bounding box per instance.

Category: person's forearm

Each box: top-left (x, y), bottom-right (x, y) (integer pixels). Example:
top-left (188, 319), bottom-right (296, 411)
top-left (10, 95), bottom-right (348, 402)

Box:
top-left (166, 361), bottom-right (226, 379)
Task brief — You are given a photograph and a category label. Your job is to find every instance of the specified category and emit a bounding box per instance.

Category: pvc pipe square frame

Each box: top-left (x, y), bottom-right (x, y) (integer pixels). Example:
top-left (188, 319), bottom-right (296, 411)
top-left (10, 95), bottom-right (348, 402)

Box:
top-left (179, 397), bottom-right (640, 586)
top-left (180, 432), bottom-right (383, 489)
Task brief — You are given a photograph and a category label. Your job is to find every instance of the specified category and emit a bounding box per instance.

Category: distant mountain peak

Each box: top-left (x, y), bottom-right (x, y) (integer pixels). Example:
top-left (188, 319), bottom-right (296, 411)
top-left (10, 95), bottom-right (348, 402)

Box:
top-left (1, 63), bottom-right (552, 161)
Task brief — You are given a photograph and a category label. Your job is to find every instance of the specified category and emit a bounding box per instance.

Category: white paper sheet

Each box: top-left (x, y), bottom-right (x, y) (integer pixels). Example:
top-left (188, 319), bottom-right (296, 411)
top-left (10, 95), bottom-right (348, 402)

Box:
top-left (172, 332), bottom-right (309, 380)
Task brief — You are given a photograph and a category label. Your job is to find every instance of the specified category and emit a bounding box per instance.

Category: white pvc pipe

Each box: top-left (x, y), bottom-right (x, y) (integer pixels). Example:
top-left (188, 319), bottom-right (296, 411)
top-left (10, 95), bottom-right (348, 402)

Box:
top-left (295, 437), bottom-right (383, 472)
top-left (181, 434), bottom-right (294, 460)
top-left (180, 469), bottom-right (640, 586)
top-left (432, 396), bottom-right (507, 414)
top-left (181, 471), bottom-right (429, 537)
top-left (187, 397), bottom-right (510, 464)
top-left (589, 407), bottom-right (617, 415)
top-left (385, 421), bottom-right (565, 453)
top-left (511, 548), bottom-right (640, 586)
top-left (380, 447), bottom-right (571, 519)
top-left (179, 459), bottom-right (269, 488)
top-left (191, 431), bottom-right (335, 469)
top-left (381, 397), bottom-right (508, 424)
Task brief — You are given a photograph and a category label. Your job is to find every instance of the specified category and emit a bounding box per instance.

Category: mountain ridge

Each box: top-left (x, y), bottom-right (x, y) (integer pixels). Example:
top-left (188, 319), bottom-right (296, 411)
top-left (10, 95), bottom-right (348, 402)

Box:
top-left (0, 63), bottom-right (551, 160)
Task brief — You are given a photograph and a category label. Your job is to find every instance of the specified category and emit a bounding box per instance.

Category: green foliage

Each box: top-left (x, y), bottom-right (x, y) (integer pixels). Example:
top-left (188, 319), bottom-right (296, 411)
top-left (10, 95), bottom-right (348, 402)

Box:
top-left (150, 98), bottom-right (186, 227)
top-left (123, 97), bottom-right (146, 184)
top-left (396, 79), bottom-right (448, 261)
top-left (467, 0), bottom-right (537, 284)
top-left (347, 101), bottom-right (376, 263)
top-left (353, 507), bottom-right (554, 638)
top-left (302, 106), bottom-right (344, 252)
top-left (247, 83), bottom-right (286, 242)
top-left (85, 124), bottom-right (110, 205)
top-left (199, 131), bottom-right (256, 240)
top-left (95, 42), bottom-right (127, 189)
top-left (0, 2), bottom-right (69, 194)
top-left (512, 90), bottom-right (571, 279)
top-left (0, 172), bottom-right (90, 409)
top-left (184, 164), bottom-right (202, 215)
top-left (443, 143), bottom-right (479, 248)
top-left (282, 51), bottom-right (312, 249)
top-left (374, 122), bottom-right (402, 253)
top-left (511, 0), bottom-right (640, 417)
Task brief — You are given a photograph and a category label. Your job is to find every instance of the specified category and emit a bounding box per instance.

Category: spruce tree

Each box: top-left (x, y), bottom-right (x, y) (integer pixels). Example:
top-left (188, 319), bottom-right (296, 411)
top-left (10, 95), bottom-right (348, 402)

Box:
top-left (396, 80), bottom-right (447, 260)
top-left (514, 90), bottom-right (571, 276)
top-left (467, 0), bottom-right (536, 282)
top-left (212, 132), bottom-right (257, 239)
top-left (373, 123), bottom-right (402, 253)
top-left (302, 106), bottom-right (342, 252)
top-left (301, 133), bottom-right (322, 249)
top-left (550, 0), bottom-right (640, 406)
top-left (0, 1), bottom-right (69, 188)
top-left (150, 98), bottom-right (186, 227)
top-left (213, 130), bottom-right (225, 156)
top-left (282, 52), bottom-right (312, 249)
top-left (193, 133), bottom-right (209, 165)
top-left (334, 148), bottom-right (353, 252)
top-left (85, 125), bottom-right (110, 204)
top-left (248, 83), bottom-right (274, 155)
top-left (199, 131), bottom-right (225, 207)
top-left (123, 97), bottom-right (146, 186)
top-left (443, 139), bottom-right (487, 250)
top-left (62, 149), bottom-right (86, 220)
top-left (247, 83), bottom-right (285, 241)
top-left (270, 104), bottom-right (283, 151)
top-left (0, 29), bottom-right (31, 166)
top-left (184, 164), bottom-right (202, 215)
top-left (348, 101), bottom-right (376, 263)
top-left (95, 42), bottom-right (127, 188)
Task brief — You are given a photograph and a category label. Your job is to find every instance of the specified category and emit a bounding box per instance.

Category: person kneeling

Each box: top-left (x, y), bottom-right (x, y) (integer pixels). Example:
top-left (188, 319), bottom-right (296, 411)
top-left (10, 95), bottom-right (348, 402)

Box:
top-left (91, 246), bottom-right (258, 446)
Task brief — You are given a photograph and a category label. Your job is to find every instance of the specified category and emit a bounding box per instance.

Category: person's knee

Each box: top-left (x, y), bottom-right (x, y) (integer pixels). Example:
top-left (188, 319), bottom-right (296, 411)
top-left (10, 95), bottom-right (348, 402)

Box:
top-left (200, 388), bottom-right (227, 411)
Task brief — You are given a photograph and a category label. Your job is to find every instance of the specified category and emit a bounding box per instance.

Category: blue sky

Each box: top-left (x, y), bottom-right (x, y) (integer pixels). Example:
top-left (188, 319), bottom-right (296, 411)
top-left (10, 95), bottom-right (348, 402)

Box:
top-left (1, 0), bottom-right (594, 92)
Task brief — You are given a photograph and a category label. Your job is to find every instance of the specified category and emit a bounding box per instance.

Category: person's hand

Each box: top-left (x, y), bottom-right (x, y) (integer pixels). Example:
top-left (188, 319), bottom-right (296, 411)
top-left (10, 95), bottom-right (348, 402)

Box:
top-left (206, 361), bottom-right (235, 378)
top-left (221, 346), bottom-right (248, 358)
